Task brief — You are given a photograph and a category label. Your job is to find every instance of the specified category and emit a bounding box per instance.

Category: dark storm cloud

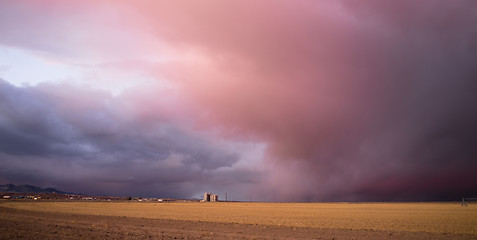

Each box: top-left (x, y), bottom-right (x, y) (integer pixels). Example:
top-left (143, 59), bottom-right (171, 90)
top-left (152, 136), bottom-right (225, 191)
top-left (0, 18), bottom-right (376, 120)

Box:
top-left (0, 80), bottom-right (76, 156)
top-left (1, 0), bottom-right (477, 201)
top-left (259, 0), bottom-right (477, 201)
top-left (0, 79), bottom-right (260, 198)
top-left (133, 0), bottom-right (477, 201)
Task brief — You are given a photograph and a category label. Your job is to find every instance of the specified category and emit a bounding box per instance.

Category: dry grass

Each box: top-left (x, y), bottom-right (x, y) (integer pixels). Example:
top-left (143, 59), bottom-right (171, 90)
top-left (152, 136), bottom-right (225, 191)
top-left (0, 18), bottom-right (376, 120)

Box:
top-left (2, 201), bottom-right (476, 235)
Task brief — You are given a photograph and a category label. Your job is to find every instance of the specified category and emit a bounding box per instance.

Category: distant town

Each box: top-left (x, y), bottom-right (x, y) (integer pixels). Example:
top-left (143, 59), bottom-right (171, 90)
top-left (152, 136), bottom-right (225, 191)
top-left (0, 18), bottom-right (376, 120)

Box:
top-left (0, 184), bottom-right (224, 202)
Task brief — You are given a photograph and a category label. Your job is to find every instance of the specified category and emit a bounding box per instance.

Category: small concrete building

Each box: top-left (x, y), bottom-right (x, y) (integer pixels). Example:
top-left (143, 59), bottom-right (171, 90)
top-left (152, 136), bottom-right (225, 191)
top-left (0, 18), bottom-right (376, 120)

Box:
top-left (203, 192), bottom-right (219, 202)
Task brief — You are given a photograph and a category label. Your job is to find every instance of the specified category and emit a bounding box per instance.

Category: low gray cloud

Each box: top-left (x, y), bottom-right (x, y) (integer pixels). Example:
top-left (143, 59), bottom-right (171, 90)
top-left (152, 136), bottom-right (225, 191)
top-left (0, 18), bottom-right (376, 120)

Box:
top-left (0, 79), bottom-right (260, 198)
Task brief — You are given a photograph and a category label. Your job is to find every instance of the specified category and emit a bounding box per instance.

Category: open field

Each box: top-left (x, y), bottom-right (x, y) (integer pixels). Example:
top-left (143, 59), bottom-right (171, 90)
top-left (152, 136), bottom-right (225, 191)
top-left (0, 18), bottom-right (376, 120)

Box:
top-left (1, 200), bottom-right (476, 239)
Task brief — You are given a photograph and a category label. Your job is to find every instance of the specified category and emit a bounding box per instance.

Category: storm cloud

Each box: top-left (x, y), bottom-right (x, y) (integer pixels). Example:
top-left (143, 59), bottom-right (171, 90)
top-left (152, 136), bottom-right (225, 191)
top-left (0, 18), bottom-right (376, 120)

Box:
top-left (1, 0), bottom-right (476, 201)
top-left (0, 79), bottom-right (263, 198)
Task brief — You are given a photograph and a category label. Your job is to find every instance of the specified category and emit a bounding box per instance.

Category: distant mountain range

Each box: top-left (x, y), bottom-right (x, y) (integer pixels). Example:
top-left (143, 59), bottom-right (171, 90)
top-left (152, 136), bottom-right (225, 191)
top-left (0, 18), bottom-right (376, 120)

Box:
top-left (0, 184), bottom-right (76, 194)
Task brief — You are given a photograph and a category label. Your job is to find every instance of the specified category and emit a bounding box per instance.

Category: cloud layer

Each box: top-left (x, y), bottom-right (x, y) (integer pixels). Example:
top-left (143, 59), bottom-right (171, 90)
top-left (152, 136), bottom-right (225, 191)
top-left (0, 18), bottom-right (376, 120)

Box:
top-left (0, 79), bottom-right (264, 198)
top-left (1, 0), bottom-right (476, 201)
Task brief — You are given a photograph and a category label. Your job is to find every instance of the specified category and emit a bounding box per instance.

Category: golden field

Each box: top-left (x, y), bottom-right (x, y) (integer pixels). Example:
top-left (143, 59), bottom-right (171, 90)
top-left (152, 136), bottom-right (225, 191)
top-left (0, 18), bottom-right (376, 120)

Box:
top-left (1, 201), bottom-right (476, 235)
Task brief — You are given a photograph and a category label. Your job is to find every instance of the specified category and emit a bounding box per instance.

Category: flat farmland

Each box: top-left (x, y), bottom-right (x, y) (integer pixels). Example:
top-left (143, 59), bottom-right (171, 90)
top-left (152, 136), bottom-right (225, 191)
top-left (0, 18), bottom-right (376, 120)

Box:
top-left (1, 201), bottom-right (476, 239)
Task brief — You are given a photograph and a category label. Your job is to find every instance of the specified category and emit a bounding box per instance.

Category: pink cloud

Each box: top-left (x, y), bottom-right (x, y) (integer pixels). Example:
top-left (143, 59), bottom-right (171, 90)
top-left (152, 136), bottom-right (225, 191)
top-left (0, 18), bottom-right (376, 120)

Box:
top-left (1, 0), bottom-right (477, 200)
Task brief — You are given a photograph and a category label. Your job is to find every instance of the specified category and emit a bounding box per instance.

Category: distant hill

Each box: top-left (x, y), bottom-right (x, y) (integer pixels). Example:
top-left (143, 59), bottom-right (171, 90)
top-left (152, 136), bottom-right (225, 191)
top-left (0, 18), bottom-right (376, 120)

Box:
top-left (0, 184), bottom-right (75, 194)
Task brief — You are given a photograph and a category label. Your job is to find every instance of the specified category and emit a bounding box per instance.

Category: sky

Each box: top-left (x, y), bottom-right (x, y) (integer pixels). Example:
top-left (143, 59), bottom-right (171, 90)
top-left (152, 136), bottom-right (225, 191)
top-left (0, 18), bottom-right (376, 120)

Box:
top-left (1, 0), bottom-right (477, 201)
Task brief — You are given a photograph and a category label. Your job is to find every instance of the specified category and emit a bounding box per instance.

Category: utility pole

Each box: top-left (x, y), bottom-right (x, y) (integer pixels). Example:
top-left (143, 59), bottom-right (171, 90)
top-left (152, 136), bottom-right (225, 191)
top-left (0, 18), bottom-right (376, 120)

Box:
top-left (226, 192), bottom-right (227, 202)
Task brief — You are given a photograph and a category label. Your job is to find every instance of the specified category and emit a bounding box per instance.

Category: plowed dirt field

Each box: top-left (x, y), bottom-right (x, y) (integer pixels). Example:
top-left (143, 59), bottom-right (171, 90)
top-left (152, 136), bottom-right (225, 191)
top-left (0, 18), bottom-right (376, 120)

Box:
top-left (1, 201), bottom-right (476, 239)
